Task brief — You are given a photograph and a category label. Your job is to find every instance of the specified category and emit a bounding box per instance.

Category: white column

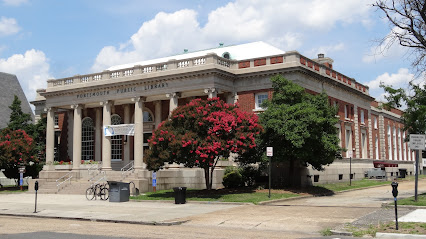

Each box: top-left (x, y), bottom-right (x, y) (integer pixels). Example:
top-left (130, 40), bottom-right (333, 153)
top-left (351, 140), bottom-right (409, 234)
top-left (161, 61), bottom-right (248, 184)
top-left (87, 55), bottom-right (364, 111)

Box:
top-left (133, 97), bottom-right (146, 169)
top-left (154, 100), bottom-right (162, 129)
top-left (45, 107), bottom-right (55, 170)
top-left (71, 104), bottom-right (83, 170)
top-left (94, 107), bottom-right (102, 162)
top-left (123, 104), bottom-right (130, 166)
top-left (204, 88), bottom-right (217, 98)
top-left (166, 92), bottom-right (180, 116)
top-left (101, 100), bottom-right (112, 170)
top-left (226, 92), bottom-right (238, 104)
top-left (353, 105), bottom-right (360, 158)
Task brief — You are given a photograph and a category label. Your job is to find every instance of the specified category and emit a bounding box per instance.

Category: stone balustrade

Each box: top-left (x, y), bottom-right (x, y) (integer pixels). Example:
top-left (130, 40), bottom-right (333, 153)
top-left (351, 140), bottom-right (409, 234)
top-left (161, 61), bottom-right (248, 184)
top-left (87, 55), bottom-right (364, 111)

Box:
top-left (46, 52), bottom-right (369, 96)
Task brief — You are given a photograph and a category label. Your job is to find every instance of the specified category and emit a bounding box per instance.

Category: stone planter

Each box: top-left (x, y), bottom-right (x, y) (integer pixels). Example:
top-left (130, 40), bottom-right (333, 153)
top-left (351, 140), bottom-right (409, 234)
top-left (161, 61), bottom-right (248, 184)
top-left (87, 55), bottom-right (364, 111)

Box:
top-left (54, 165), bottom-right (72, 170)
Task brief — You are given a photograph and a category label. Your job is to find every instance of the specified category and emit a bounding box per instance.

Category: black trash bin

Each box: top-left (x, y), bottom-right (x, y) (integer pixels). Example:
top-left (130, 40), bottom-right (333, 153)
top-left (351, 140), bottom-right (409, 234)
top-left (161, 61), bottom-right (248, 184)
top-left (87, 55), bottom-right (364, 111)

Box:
top-left (108, 181), bottom-right (130, 202)
top-left (173, 187), bottom-right (187, 204)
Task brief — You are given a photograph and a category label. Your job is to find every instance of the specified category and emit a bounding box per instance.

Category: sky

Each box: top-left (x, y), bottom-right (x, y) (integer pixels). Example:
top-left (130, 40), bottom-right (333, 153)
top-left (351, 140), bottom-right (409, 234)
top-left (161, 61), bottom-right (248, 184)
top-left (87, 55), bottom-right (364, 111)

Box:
top-left (0, 0), bottom-right (424, 106)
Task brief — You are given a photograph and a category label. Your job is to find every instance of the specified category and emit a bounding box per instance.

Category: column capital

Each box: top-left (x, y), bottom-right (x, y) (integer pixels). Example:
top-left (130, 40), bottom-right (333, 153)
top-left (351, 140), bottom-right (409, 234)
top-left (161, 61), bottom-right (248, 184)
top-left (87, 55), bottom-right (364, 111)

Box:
top-left (44, 107), bottom-right (56, 112)
top-left (204, 88), bottom-right (216, 94)
top-left (166, 92), bottom-right (181, 98)
top-left (70, 104), bottom-right (84, 110)
top-left (131, 96), bottom-right (146, 102)
top-left (100, 100), bottom-right (113, 106)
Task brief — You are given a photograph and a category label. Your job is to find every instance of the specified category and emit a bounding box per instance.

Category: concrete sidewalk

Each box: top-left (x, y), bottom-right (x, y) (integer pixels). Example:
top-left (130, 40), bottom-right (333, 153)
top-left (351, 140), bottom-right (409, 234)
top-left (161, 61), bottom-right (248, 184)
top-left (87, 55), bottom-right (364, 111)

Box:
top-left (0, 193), bottom-right (241, 225)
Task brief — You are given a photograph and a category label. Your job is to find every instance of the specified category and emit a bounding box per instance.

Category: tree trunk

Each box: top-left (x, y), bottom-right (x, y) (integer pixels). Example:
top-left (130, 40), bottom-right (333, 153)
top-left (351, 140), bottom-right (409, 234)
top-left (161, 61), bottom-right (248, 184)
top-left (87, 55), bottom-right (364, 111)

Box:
top-left (204, 167), bottom-right (211, 190)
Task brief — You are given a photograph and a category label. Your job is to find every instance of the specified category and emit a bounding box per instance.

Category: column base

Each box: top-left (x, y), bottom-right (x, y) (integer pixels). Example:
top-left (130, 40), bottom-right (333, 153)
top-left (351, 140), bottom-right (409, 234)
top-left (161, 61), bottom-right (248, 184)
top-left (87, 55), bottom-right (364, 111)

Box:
top-left (102, 167), bottom-right (112, 171)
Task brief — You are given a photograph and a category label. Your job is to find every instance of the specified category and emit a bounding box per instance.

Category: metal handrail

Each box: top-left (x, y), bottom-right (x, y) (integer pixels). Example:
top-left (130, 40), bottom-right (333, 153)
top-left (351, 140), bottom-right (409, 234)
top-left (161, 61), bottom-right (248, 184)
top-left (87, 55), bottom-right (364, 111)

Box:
top-left (89, 171), bottom-right (106, 183)
top-left (88, 162), bottom-right (102, 176)
top-left (56, 171), bottom-right (73, 183)
top-left (90, 175), bottom-right (107, 188)
top-left (56, 174), bottom-right (73, 192)
top-left (121, 161), bottom-right (134, 179)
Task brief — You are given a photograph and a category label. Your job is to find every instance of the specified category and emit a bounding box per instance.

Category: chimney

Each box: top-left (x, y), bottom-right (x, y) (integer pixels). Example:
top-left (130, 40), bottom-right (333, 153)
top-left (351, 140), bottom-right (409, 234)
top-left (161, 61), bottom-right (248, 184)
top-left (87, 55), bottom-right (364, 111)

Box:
top-left (313, 53), bottom-right (333, 69)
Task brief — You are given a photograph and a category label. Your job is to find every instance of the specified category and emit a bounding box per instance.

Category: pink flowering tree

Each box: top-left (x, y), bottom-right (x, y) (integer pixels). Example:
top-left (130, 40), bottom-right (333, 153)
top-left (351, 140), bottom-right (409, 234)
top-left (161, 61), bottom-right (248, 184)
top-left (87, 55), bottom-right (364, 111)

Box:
top-left (0, 128), bottom-right (38, 183)
top-left (145, 98), bottom-right (262, 190)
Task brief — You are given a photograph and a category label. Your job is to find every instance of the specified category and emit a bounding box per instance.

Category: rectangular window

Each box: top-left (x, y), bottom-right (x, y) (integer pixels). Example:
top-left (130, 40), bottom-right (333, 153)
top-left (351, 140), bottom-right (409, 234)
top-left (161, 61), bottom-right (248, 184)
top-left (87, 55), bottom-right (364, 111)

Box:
top-left (360, 110), bottom-right (365, 124)
top-left (314, 175), bottom-right (319, 182)
top-left (339, 174), bottom-right (343, 180)
top-left (344, 105), bottom-right (348, 119)
top-left (54, 115), bottom-right (59, 127)
top-left (255, 93), bottom-right (268, 109)
top-left (374, 117), bottom-right (377, 129)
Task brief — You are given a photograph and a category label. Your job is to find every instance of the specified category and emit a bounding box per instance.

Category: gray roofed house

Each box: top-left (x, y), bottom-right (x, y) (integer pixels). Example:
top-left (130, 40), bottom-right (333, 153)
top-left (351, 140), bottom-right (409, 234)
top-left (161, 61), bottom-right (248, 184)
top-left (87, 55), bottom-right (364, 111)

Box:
top-left (0, 72), bottom-right (34, 129)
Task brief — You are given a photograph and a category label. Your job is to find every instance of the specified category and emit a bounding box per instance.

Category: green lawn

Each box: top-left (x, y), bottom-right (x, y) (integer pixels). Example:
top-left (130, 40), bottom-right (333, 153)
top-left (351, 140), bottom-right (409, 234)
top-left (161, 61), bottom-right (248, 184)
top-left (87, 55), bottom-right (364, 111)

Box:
top-left (131, 188), bottom-right (299, 204)
top-left (318, 179), bottom-right (390, 192)
top-left (398, 193), bottom-right (426, 206)
top-left (0, 186), bottom-right (27, 193)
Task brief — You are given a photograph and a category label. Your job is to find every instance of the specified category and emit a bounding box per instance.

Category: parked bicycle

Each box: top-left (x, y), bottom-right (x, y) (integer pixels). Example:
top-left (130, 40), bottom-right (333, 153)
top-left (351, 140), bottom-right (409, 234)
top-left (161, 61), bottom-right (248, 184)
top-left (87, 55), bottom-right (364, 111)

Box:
top-left (86, 183), bottom-right (109, 201)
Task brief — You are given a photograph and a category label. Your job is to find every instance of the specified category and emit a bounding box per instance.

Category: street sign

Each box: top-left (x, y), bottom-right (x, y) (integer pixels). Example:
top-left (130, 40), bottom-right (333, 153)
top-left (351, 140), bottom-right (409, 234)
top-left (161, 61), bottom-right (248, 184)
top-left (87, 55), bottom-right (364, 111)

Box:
top-left (267, 147), bottom-right (273, 157)
top-left (152, 179), bottom-right (157, 187)
top-left (19, 167), bottom-right (25, 173)
top-left (348, 151), bottom-right (353, 158)
top-left (152, 172), bottom-right (157, 179)
top-left (410, 134), bottom-right (425, 150)
top-left (19, 172), bottom-right (23, 186)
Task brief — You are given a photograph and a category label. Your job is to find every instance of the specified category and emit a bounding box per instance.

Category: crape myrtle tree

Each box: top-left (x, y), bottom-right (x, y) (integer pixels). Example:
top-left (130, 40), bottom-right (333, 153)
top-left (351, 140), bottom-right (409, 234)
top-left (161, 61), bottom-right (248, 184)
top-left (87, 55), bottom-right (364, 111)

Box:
top-left (258, 75), bottom-right (341, 184)
top-left (145, 97), bottom-right (263, 190)
top-left (0, 128), bottom-right (38, 184)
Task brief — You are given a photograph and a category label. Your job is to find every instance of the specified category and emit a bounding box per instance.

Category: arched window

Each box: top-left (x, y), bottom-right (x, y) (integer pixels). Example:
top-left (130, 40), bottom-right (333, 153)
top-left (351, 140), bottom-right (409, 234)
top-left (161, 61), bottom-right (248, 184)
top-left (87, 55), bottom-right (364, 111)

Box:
top-left (81, 117), bottom-right (94, 161)
top-left (111, 114), bottom-right (122, 161)
top-left (143, 111), bottom-right (153, 122)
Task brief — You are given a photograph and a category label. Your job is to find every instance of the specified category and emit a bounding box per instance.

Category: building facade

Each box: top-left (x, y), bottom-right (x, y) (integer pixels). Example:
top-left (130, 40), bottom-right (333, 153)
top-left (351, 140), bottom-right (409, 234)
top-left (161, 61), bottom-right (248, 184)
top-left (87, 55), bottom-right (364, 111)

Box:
top-left (31, 42), bottom-right (418, 190)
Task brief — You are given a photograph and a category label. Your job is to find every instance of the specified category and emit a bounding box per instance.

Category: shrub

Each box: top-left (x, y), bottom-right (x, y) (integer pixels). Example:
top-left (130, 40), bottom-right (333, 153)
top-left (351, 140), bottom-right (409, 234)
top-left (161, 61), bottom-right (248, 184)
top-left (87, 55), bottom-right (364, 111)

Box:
top-left (222, 170), bottom-right (243, 188)
top-left (240, 165), bottom-right (261, 187)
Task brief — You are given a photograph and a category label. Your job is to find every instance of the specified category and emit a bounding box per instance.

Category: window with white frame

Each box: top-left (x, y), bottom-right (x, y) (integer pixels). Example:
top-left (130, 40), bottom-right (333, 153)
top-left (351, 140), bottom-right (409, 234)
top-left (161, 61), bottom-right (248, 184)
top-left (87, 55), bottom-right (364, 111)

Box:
top-left (393, 126), bottom-right (397, 160)
top-left (361, 131), bottom-right (367, 158)
top-left (255, 93), bottom-right (268, 110)
top-left (81, 117), bottom-right (94, 161)
top-left (111, 114), bottom-right (122, 161)
top-left (345, 128), bottom-right (352, 157)
top-left (398, 129), bottom-right (402, 160)
top-left (375, 136), bottom-right (379, 159)
top-left (54, 115), bottom-right (59, 128)
top-left (374, 117), bottom-right (377, 129)
top-left (360, 110), bottom-right (365, 124)
top-left (403, 132), bottom-right (406, 160)
top-left (344, 105), bottom-right (349, 119)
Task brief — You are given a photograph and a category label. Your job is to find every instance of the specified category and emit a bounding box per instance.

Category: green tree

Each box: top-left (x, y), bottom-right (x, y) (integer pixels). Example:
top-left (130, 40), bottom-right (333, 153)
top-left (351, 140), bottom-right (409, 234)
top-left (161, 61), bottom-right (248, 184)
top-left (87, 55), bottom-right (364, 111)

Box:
top-left (381, 82), bottom-right (426, 134)
top-left (259, 75), bottom-right (341, 183)
top-left (7, 95), bottom-right (32, 132)
top-left (145, 98), bottom-right (262, 190)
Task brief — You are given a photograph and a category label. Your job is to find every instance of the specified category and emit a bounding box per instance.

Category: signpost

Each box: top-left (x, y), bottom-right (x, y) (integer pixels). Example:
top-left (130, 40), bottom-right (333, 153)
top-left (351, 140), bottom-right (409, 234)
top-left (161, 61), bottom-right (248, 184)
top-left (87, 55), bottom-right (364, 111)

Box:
top-left (267, 147), bottom-right (273, 198)
top-left (152, 171), bottom-right (157, 192)
top-left (410, 134), bottom-right (425, 201)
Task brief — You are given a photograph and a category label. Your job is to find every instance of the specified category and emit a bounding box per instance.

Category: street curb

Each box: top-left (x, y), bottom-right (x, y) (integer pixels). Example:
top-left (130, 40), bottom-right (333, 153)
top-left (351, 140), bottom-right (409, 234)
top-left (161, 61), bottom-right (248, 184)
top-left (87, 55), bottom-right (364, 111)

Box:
top-left (330, 230), bottom-right (353, 236)
top-left (376, 232), bottom-right (426, 238)
top-left (130, 199), bottom-right (253, 205)
top-left (381, 203), bottom-right (426, 209)
top-left (257, 195), bottom-right (313, 205)
top-left (0, 212), bottom-right (187, 226)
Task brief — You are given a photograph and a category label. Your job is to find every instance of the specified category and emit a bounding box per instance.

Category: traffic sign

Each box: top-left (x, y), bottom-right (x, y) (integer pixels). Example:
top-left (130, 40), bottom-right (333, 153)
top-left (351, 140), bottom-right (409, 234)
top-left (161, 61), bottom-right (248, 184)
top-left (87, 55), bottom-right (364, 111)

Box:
top-left (152, 179), bottom-right (157, 187)
top-left (410, 134), bottom-right (425, 150)
top-left (267, 147), bottom-right (273, 157)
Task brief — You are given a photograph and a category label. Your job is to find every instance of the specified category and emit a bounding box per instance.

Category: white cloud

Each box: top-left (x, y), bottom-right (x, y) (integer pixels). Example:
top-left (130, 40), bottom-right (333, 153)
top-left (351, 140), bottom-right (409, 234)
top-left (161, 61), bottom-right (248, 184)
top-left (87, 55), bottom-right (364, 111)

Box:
top-left (366, 68), bottom-right (414, 91)
top-left (92, 0), bottom-right (374, 72)
top-left (2, 0), bottom-right (28, 6)
top-left (0, 17), bottom-right (20, 37)
top-left (0, 49), bottom-right (51, 102)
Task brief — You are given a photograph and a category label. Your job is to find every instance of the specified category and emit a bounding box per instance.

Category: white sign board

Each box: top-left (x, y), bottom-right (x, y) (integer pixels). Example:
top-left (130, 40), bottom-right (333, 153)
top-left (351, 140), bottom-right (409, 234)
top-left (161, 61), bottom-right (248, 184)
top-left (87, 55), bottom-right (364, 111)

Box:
top-left (410, 134), bottom-right (425, 150)
top-left (152, 172), bottom-right (157, 179)
top-left (348, 151), bottom-right (353, 158)
top-left (267, 147), bottom-right (273, 157)
top-left (104, 124), bottom-right (135, 136)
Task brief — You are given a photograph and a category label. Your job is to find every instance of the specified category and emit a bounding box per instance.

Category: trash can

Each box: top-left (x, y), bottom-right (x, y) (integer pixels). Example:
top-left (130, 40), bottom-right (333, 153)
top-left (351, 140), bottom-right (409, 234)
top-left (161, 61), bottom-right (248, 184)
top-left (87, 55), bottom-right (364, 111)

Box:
top-left (108, 181), bottom-right (130, 202)
top-left (173, 187), bottom-right (187, 204)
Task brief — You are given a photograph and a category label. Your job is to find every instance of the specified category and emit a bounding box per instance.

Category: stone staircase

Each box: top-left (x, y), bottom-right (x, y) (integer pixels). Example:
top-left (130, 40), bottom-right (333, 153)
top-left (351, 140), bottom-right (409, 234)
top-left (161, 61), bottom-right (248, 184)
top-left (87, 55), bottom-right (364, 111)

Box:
top-left (36, 170), bottom-right (137, 195)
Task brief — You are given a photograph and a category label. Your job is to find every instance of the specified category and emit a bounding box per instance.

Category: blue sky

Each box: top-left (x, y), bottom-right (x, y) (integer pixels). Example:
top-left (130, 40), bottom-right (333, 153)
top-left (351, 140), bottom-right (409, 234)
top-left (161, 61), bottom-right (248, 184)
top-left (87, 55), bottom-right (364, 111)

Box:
top-left (0, 0), bottom-right (422, 104)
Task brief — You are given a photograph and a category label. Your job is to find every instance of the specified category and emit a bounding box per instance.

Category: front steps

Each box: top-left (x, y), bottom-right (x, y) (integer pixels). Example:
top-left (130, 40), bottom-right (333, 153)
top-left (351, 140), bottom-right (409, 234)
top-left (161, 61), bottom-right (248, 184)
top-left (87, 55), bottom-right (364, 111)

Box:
top-left (33, 170), bottom-right (137, 195)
